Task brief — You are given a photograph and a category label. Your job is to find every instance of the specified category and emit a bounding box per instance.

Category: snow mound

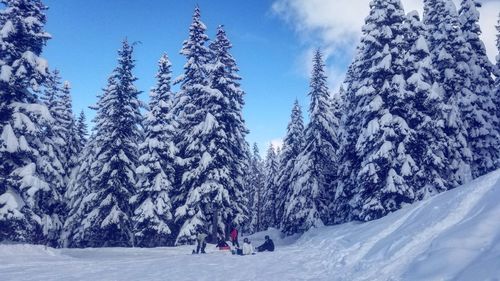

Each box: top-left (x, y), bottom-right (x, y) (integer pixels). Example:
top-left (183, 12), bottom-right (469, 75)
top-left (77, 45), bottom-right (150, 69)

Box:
top-left (296, 168), bottom-right (500, 280)
top-left (1, 169), bottom-right (499, 280)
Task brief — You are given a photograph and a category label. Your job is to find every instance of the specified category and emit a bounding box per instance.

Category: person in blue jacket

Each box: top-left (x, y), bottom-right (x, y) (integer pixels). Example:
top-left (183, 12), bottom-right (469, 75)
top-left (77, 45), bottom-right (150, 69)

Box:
top-left (256, 235), bottom-right (274, 252)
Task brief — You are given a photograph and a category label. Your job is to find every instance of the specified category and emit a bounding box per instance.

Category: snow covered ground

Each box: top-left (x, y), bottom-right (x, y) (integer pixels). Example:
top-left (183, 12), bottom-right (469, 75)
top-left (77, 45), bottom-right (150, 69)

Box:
top-left (2, 169), bottom-right (500, 281)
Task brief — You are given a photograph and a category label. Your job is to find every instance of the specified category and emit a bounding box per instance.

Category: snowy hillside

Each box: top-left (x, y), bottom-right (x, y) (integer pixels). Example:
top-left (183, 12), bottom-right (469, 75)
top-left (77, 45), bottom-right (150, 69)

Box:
top-left (2, 169), bottom-right (500, 281)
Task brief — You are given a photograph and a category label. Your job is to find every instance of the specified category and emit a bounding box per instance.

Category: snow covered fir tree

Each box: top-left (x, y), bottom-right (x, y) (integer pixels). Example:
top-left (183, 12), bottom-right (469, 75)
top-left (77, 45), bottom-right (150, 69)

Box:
top-left (247, 143), bottom-right (265, 233)
top-left (336, 0), bottom-right (421, 223)
top-left (0, 0), bottom-right (56, 244)
top-left (63, 40), bottom-right (143, 247)
top-left (173, 12), bottom-right (249, 244)
top-left (261, 144), bottom-right (278, 230)
top-left (131, 54), bottom-right (176, 247)
top-left (281, 50), bottom-right (339, 234)
top-left (458, 0), bottom-right (500, 178)
top-left (1, 0), bottom-right (500, 262)
top-left (275, 100), bottom-right (304, 229)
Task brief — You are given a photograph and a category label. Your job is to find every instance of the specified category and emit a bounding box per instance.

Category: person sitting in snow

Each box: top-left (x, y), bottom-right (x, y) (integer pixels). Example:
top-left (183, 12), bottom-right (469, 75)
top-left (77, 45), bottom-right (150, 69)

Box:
top-left (242, 238), bottom-right (255, 255)
top-left (257, 235), bottom-right (275, 252)
top-left (234, 238), bottom-right (254, 255)
top-left (195, 232), bottom-right (207, 254)
top-left (216, 236), bottom-right (231, 250)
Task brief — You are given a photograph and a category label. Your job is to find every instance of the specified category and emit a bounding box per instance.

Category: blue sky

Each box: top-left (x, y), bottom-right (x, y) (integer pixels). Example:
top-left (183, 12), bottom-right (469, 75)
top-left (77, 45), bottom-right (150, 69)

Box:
top-left (42, 0), bottom-right (499, 154)
top-left (42, 0), bottom-right (318, 153)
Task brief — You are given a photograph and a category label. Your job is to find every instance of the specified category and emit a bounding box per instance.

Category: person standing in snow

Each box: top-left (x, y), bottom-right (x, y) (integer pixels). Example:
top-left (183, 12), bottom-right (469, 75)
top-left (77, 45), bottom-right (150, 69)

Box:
top-left (230, 226), bottom-right (239, 248)
top-left (257, 235), bottom-right (275, 252)
top-left (195, 232), bottom-right (207, 254)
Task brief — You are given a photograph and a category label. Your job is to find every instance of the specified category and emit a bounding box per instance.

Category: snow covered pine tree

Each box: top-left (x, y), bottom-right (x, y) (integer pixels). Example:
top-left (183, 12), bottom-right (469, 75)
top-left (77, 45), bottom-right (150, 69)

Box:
top-left (62, 132), bottom-right (96, 247)
top-left (275, 100), bottom-right (304, 229)
top-left (174, 8), bottom-right (249, 244)
top-left (262, 144), bottom-right (278, 230)
top-left (131, 54), bottom-right (176, 247)
top-left (401, 11), bottom-right (450, 199)
top-left (41, 72), bottom-right (75, 187)
top-left (282, 50), bottom-right (338, 235)
top-left (207, 25), bottom-right (250, 238)
top-left (248, 143), bottom-right (265, 234)
top-left (64, 40), bottom-right (142, 247)
top-left (59, 81), bottom-right (80, 178)
top-left (171, 6), bottom-right (213, 245)
top-left (0, 0), bottom-right (55, 244)
top-left (423, 0), bottom-right (474, 186)
top-left (458, 0), bottom-right (500, 177)
top-left (336, 0), bottom-right (417, 223)
top-left (38, 69), bottom-right (69, 246)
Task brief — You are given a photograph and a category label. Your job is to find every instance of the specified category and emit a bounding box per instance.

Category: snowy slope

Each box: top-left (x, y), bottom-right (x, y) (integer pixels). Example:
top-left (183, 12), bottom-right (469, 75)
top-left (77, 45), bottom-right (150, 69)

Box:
top-left (1, 169), bottom-right (500, 281)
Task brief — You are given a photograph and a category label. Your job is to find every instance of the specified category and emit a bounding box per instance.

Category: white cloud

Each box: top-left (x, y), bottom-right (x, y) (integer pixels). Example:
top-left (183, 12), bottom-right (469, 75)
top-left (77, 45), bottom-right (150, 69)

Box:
top-left (257, 139), bottom-right (284, 158)
top-left (270, 139), bottom-right (284, 151)
top-left (272, 0), bottom-right (499, 63)
top-left (272, 0), bottom-right (366, 49)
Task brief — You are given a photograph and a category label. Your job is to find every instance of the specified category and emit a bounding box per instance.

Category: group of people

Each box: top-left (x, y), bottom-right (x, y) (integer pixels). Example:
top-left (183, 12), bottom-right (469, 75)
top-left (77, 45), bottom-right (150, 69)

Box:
top-left (227, 227), bottom-right (275, 256)
top-left (193, 227), bottom-right (275, 256)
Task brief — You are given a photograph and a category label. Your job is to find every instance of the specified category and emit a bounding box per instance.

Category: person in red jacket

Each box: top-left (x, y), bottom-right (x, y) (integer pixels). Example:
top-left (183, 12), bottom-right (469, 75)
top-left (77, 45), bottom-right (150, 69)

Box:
top-left (230, 227), bottom-right (239, 248)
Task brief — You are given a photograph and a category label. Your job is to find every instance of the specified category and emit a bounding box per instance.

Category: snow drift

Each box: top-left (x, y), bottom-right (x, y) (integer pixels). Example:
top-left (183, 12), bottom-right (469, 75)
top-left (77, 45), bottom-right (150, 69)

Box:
top-left (1, 169), bottom-right (500, 281)
top-left (295, 168), bottom-right (500, 280)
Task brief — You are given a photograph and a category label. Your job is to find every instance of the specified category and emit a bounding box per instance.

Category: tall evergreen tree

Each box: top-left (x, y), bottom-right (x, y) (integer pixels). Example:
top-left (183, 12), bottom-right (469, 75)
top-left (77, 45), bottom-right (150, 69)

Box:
top-left (59, 81), bottom-right (79, 175)
top-left (282, 50), bottom-right (338, 234)
top-left (458, 0), bottom-right (500, 177)
top-left (335, 0), bottom-right (416, 223)
top-left (174, 20), bottom-right (249, 244)
top-left (0, 0), bottom-right (52, 243)
top-left (423, 0), bottom-right (474, 186)
top-left (61, 136), bottom-right (97, 247)
top-left (38, 69), bottom-right (69, 246)
top-left (402, 11), bottom-right (450, 198)
top-left (40, 70), bottom-right (68, 187)
top-left (40, 75), bottom-right (77, 210)
top-left (171, 7), bottom-right (212, 244)
top-left (262, 144), bottom-right (278, 230)
top-left (63, 99), bottom-right (98, 247)
top-left (248, 143), bottom-right (265, 233)
top-left (131, 54), bottom-right (175, 247)
top-left (275, 100), bottom-right (304, 229)
top-left (64, 40), bottom-right (142, 247)
top-left (207, 25), bottom-right (250, 237)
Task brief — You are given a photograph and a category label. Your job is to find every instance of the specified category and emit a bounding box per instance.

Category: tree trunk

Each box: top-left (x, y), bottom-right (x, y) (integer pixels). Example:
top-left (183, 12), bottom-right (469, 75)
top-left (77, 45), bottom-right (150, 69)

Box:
top-left (211, 206), bottom-right (218, 243)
